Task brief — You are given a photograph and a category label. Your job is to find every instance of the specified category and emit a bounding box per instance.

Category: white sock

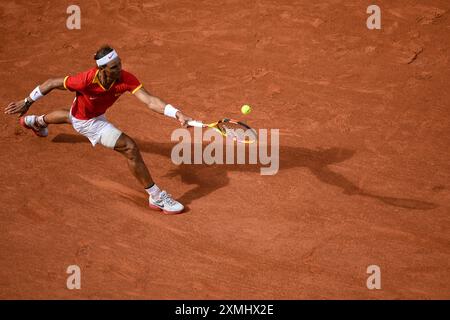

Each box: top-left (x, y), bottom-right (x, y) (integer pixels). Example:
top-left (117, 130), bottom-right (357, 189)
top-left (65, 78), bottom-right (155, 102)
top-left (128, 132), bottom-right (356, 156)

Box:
top-left (145, 183), bottom-right (161, 199)
top-left (36, 115), bottom-right (47, 127)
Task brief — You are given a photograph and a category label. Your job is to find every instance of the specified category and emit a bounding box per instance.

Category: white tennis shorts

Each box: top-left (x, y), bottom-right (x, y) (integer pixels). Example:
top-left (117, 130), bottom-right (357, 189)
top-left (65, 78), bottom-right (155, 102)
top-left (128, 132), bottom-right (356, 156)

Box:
top-left (69, 110), bottom-right (122, 149)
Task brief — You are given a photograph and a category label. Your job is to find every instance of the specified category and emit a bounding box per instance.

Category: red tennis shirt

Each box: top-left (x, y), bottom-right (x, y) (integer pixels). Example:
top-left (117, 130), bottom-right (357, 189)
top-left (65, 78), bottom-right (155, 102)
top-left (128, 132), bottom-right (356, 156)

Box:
top-left (64, 67), bottom-right (143, 120)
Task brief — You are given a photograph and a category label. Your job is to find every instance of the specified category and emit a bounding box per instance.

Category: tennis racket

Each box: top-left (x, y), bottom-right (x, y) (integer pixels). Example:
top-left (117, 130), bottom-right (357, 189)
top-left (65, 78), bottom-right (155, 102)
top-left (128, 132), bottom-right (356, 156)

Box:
top-left (187, 118), bottom-right (257, 144)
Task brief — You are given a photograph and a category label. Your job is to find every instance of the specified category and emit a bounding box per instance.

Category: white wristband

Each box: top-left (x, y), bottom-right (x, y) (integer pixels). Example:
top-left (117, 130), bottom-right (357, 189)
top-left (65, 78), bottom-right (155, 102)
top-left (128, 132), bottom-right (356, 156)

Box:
top-left (164, 104), bottom-right (179, 119)
top-left (29, 86), bottom-right (44, 101)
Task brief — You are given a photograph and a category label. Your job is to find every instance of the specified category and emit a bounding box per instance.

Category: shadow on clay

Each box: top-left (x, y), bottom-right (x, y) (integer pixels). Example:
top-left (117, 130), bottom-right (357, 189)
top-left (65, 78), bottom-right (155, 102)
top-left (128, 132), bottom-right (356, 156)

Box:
top-left (52, 133), bottom-right (438, 210)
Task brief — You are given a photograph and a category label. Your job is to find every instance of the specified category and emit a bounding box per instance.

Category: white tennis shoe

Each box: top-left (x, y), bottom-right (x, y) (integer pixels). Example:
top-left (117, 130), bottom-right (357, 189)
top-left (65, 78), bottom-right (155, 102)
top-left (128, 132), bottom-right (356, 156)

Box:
top-left (20, 115), bottom-right (48, 137)
top-left (149, 191), bottom-right (184, 214)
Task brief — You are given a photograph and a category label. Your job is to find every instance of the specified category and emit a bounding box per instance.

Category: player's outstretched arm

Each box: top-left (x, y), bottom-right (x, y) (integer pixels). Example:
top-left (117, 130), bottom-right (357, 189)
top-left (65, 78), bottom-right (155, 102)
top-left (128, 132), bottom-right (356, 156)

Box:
top-left (4, 77), bottom-right (66, 117)
top-left (134, 86), bottom-right (192, 127)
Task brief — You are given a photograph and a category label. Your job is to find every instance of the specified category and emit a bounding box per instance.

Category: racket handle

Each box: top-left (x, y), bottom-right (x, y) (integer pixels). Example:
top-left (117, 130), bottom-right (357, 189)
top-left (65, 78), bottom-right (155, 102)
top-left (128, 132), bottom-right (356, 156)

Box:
top-left (187, 120), bottom-right (204, 128)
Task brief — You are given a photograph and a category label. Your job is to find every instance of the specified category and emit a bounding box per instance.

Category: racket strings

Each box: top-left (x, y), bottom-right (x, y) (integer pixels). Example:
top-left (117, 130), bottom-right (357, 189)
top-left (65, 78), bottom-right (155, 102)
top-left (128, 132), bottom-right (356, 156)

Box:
top-left (218, 122), bottom-right (257, 143)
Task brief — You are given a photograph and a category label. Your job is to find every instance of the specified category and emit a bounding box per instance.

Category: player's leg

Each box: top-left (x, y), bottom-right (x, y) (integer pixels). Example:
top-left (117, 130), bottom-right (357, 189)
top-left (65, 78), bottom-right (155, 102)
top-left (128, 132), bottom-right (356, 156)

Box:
top-left (69, 114), bottom-right (184, 214)
top-left (113, 133), bottom-right (154, 188)
top-left (43, 109), bottom-right (71, 124)
top-left (20, 109), bottom-right (71, 137)
top-left (112, 133), bottom-right (184, 214)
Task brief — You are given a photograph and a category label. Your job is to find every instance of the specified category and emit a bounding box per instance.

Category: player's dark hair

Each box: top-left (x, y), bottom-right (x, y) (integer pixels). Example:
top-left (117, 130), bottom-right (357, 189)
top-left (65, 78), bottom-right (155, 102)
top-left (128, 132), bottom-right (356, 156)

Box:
top-left (94, 45), bottom-right (114, 62)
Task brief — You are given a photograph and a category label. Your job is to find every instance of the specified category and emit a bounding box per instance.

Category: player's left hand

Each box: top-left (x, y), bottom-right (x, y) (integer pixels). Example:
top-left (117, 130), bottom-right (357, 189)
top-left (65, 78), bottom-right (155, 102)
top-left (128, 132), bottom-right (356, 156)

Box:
top-left (4, 99), bottom-right (31, 117)
top-left (176, 112), bottom-right (192, 128)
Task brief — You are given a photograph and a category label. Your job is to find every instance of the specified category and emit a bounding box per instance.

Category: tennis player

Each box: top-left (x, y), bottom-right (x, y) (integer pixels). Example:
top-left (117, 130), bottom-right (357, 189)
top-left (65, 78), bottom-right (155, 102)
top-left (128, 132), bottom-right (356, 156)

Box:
top-left (4, 45), bottom-right (191, 214)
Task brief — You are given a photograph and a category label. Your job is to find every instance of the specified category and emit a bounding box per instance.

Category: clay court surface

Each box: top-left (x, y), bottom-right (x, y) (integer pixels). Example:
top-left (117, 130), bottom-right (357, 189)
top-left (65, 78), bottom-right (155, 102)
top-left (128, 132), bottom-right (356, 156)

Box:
top-left (1, 0), bottom-right (449, 299)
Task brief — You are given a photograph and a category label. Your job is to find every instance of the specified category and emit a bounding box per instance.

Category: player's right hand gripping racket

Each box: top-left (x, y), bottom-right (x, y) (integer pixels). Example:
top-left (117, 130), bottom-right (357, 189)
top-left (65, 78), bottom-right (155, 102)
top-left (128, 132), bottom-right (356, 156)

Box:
top-left (187, 118), bottom-right (257, 144)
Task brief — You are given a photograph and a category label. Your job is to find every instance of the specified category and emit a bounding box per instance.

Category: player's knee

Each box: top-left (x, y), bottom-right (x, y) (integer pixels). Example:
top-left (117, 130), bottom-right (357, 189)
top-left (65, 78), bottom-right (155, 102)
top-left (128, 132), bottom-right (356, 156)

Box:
top-left (124, 139), bottom-right (139, 160)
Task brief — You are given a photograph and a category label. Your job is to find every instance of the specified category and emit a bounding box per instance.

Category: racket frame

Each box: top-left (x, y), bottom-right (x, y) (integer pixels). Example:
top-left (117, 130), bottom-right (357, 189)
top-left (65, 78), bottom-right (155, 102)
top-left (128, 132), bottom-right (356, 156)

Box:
top-left (187, 118), bottom-right (257, 144)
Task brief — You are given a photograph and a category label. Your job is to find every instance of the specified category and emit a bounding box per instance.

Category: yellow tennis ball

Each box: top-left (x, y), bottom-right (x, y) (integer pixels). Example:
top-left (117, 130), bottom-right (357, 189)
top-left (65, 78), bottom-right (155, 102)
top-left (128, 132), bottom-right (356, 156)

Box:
top-left (241, 104), bottom-right (252, 115)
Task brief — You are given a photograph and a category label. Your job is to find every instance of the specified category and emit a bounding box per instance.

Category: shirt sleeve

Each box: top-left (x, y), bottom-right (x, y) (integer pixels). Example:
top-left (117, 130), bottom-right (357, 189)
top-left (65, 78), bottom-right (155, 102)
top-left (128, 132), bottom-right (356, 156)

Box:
top-left (123, 71), bottom-right (143, 94)
top-left (64, 70), bottom-right (91, 92)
